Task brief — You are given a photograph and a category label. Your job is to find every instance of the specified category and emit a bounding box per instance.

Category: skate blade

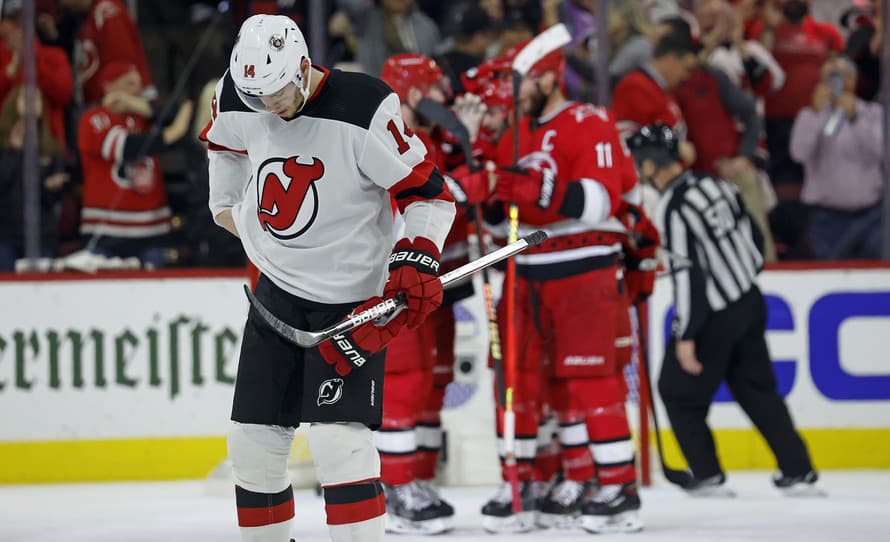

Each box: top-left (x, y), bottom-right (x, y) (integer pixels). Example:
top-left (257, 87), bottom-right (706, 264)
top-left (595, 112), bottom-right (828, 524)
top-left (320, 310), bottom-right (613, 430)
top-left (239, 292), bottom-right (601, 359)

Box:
top-left (537, 512), bottom-right (579, 529)
top-left (779, 485), bottom-right (827, 498)
top-left (579, 510), bottom-right (643, 534)
top-left (685, 486), bottom-right (736, 498)
top-left (482, 511), bottom-right (537, 534)
top-left (385, 513), bottom-right (453, 535)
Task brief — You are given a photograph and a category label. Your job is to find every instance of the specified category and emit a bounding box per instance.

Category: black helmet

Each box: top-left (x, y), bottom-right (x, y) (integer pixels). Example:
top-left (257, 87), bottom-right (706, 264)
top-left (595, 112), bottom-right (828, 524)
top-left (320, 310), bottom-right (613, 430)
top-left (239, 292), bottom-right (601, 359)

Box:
top-left (626, 123), bottom-right (681, 168)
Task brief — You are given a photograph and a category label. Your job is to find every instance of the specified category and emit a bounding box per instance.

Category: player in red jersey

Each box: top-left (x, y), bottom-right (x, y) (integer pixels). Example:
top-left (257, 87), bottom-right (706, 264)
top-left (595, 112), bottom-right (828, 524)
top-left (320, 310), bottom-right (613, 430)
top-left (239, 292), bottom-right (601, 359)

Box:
top-left (479, 42), bottom-right (643, 534)
top-left (377, 53), bottom-right (486, 535)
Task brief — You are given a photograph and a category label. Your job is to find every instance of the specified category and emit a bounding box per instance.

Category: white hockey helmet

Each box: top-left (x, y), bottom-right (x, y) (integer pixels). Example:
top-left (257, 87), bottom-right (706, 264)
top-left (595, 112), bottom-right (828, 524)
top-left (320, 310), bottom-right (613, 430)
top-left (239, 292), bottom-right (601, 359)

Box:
top-left (229, 14), bottom-right (312, 112)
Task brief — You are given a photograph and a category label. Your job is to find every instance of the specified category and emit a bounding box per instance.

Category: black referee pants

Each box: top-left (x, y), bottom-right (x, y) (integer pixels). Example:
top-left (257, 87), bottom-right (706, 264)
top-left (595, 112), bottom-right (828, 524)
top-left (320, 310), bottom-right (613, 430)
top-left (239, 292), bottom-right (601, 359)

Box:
top-left (658, 286), bottom-right (813, 479)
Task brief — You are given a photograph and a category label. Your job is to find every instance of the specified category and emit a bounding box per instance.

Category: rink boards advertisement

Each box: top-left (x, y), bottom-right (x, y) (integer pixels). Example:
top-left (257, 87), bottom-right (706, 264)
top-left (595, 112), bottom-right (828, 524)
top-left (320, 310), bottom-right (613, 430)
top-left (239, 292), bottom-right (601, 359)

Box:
top-left (0, 271), bottom-right (248, 483)
top-left (647, 264), bottom-right (890, 472)
top-left (1, 265), bottom-right (889, 483)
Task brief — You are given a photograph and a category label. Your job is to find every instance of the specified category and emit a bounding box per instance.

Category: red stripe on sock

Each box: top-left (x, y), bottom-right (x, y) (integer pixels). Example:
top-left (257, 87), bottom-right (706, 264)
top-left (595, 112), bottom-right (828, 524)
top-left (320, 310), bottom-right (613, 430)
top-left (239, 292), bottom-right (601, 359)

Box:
top-left (325, 493), bottom-right (386, 525)
top-left (237, 499), bottom-right (295, 527)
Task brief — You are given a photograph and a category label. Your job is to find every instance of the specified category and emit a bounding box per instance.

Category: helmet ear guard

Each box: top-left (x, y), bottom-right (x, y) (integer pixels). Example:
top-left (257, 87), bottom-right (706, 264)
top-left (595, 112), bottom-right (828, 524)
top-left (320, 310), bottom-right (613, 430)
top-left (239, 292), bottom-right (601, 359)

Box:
top-left (229, 14), bottom-right (312, 113)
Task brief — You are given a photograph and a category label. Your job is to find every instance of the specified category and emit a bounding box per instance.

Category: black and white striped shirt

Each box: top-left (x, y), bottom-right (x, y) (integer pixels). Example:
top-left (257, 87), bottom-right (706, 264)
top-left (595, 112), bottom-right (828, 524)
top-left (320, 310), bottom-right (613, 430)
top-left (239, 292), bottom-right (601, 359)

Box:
top-left (655, 171), bottom-right (765, 340)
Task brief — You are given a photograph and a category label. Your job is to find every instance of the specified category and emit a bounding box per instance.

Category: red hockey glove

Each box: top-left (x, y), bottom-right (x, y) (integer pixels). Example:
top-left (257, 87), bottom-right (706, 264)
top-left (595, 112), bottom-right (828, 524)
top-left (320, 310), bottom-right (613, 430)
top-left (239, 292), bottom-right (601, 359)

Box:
top-left (494, 166), bottom-right (546, 205)
top-left (384, 237), bottom-right (443, 329)
top-left (446, 164), bottom-right (494, 205)
top-left (618, 202), bottom-right (661, 304)
top-left (318, 297), bottom-right (406, 376)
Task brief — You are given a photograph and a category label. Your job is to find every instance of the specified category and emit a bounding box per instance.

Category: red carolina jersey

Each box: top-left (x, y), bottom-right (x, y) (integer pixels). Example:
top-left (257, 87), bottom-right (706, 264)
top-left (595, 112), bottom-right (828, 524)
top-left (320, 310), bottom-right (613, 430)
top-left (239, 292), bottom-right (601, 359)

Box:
top-left (74, 0), bottom-right (154, 105)
top-left (78, 106), bottom-right (171, 238)
top-left (495, 101), bottom-right (624, 280)
top-left (612, 67), bottom-right (686, 140)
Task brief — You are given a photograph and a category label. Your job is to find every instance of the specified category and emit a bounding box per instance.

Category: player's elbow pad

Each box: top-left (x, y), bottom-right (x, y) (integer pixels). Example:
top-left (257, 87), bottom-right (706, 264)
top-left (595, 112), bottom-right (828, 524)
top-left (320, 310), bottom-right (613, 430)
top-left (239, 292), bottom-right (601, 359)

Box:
top-left (558, 179), bottom-right (612, 224)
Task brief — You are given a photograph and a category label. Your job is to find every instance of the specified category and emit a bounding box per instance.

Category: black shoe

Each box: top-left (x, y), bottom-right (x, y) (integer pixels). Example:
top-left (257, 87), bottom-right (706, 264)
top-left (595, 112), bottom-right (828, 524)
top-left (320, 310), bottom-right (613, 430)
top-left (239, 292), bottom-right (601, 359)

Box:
top-left (537, 479), bottom-right (591, 528)
top-left (415, 479), bottom-right (455, 517)
top-left (579, 483), bottom-right (643, 533)
top-left (480, 481), bottom-right (537, 533)
top-left (383, 481), bottom-right (453, 534)
top-left (772, 470), bottom-right (824, 496)
top-left (681, 472), bottom-right (736, 497)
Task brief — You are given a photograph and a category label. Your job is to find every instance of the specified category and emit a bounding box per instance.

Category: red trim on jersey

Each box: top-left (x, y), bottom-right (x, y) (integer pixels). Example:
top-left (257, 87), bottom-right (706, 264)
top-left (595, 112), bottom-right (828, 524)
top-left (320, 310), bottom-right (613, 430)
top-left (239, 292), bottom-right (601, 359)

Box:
top-left (390, 159), bottom-right (434, 195)
top-left (324, 493), bottom-right (386, 525)
top-left (306, 66), bottom-right (331, 105)
top-left (207, 140), bottom-right (248, 155)
top-left (199, 120), bottom-right (249, 155)
top-left (236, 500), bottom-right (295, 527)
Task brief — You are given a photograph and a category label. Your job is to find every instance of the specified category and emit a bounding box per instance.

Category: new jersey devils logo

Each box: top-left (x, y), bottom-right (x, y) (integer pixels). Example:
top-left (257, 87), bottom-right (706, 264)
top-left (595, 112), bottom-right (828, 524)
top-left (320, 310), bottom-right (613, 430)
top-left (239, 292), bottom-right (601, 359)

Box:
top-left (317, 378), bottom-right (344, 406)
top-left (257, 155), bottom-right (325, 239)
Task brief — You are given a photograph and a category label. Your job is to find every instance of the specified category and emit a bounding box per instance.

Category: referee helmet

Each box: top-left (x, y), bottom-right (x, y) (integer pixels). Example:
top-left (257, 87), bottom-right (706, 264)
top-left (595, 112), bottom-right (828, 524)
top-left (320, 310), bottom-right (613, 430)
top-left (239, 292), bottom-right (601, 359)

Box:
top-left (626, 123), bottom-right (681, 169)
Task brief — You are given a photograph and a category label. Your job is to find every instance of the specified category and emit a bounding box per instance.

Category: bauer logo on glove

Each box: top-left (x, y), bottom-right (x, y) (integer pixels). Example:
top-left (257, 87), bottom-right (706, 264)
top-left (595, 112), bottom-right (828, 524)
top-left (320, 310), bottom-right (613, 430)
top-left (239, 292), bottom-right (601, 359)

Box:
top-left (388, 249), bottom-right (441, 273)
top-left (385, 237), bottom-right (443, 329)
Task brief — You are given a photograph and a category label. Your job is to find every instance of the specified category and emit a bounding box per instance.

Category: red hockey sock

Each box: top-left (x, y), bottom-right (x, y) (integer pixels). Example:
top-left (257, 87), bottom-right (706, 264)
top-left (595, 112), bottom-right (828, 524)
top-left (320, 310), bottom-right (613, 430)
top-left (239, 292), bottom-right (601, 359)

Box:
top-left (323, 479), bottom-right (386, 525)
top-left (235, 484), bottom-right (295, 528)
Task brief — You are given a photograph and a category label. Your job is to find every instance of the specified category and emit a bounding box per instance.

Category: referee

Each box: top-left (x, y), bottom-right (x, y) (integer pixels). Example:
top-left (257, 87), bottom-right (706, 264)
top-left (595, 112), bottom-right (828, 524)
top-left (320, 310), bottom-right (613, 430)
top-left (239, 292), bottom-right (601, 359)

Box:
top-left (627, 125), bottom-right (820, 496)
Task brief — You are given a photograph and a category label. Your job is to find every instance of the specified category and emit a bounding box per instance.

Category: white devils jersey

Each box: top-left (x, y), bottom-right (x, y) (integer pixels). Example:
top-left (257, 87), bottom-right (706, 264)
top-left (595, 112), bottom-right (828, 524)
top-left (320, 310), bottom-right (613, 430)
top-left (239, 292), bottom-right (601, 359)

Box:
top-left (202, 67), bottom-right (455, 304)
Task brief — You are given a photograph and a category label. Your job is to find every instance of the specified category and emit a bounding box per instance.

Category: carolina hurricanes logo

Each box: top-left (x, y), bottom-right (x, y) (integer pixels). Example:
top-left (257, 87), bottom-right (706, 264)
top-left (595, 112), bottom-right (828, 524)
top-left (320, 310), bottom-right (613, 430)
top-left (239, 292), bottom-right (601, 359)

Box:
top-left (317, 378), bottom-right (344, 406)
top-left (256, 155), bottom-right (325, 239)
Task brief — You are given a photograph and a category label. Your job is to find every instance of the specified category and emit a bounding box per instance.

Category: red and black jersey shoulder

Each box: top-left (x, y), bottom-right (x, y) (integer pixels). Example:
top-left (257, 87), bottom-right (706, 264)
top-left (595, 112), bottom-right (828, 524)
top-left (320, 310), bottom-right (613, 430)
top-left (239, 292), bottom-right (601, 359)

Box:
top-left (298, 68), bottom-right (393, 130)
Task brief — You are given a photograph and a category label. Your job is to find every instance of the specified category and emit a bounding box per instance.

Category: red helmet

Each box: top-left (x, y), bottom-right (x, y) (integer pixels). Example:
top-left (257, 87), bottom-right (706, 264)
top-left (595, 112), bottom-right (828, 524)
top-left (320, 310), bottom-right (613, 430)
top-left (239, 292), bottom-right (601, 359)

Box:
top-left (479, 79), bottom-right (513, 111)
top-left (381, 53), bottom-right (447, 103)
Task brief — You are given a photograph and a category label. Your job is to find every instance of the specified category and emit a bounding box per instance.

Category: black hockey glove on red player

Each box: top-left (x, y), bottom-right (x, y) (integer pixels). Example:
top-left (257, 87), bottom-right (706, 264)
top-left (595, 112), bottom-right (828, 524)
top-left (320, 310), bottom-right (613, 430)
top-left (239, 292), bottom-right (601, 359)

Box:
top-left (318, 297), bottom-right (407, 376)
top-left (619, 202), bottom-right (661, 304)
top-left (384, 237), bottom-right (443, 329)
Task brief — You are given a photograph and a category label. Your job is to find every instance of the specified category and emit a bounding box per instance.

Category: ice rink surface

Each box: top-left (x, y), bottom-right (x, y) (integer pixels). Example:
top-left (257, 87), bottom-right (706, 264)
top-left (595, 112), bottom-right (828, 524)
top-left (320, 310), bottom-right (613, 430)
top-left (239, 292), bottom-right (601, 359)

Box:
top-left (1, 471), bottom-right (888, 542)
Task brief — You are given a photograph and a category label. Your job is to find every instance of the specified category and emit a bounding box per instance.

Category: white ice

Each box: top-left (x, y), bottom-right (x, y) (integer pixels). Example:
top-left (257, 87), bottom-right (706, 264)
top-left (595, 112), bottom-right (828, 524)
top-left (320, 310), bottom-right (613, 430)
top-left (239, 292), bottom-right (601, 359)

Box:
top-left (1, 471), bottom-right (888, 542)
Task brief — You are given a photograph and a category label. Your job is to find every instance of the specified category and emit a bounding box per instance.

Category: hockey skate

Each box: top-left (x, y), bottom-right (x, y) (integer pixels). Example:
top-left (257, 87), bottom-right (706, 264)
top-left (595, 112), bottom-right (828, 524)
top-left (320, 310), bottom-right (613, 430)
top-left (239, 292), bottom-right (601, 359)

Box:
top-left (480, 481), bottom-right (538, 534)
top-left (537, 479), bottom-right (592, 528)
top-left (415, 479), bottom-right (456, 517)
top-left (681, 472), bottom-right (736, 498)
top-left (773, 470), bottom-right (825, 497)
top-left (578, 483), bottom-right (643, 534)
top-left (383, 481), bottom-right (453, 535)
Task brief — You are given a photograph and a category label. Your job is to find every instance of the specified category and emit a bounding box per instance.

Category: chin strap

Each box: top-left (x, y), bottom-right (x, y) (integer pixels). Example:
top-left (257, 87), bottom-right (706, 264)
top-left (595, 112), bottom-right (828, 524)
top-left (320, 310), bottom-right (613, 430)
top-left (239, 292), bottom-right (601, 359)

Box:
top-left (295, 59), bottom-right (313, 113)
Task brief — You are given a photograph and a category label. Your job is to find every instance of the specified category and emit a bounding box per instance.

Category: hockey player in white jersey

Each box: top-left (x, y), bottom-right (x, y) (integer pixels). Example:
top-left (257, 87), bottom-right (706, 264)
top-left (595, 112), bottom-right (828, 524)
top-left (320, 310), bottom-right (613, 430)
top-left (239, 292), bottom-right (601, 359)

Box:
top-left (200, 15), bottom-right (455, 542)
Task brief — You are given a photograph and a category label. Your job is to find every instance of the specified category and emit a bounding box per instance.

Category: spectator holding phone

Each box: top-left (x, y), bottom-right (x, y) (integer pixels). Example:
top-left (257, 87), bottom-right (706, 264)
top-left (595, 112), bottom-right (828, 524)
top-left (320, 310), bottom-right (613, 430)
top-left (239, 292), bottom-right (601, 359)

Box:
top-left (790, 56), bottom-right (883, 260)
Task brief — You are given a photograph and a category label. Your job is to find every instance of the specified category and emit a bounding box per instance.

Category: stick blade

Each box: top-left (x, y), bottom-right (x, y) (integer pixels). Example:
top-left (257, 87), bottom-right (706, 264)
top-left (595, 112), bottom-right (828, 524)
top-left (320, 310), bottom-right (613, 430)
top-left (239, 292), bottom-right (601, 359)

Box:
top-left (243, 285), bottom-right (323, 348)
top-left (512, 23), bottom-right (572, 75)
top-left (663, 467), bottom-right (696, 488)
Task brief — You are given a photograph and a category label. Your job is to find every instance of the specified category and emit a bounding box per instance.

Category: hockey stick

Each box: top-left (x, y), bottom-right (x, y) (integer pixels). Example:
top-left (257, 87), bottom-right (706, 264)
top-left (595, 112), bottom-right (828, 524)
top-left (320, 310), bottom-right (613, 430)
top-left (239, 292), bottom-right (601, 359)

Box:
top-left (635, 302), bottom-right (695, 487)
top-left (498, 23), bottom-right (573, 512)
top-left (245, 231), bottom-right (548, 348)
top-left (410, 98), bottom-right (507, 407)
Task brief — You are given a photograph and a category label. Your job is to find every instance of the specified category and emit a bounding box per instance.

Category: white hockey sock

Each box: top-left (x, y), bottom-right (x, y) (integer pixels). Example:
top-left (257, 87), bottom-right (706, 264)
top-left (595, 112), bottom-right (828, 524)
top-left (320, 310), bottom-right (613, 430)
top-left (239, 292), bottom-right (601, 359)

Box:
top-left (328, 515), bottom-right (385, 542)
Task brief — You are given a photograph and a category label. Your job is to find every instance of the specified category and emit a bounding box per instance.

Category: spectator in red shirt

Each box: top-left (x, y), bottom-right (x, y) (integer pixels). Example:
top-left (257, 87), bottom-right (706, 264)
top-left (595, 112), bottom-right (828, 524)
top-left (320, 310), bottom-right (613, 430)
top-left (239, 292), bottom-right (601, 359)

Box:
top-left (613, 21), bottom-right (699, 168)
top-left (748, 0), bottom-right (843, 196)
top-left (60, 0), bottom-right (156, 106)
top-left (0, 0), bottom-right (73, 148)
